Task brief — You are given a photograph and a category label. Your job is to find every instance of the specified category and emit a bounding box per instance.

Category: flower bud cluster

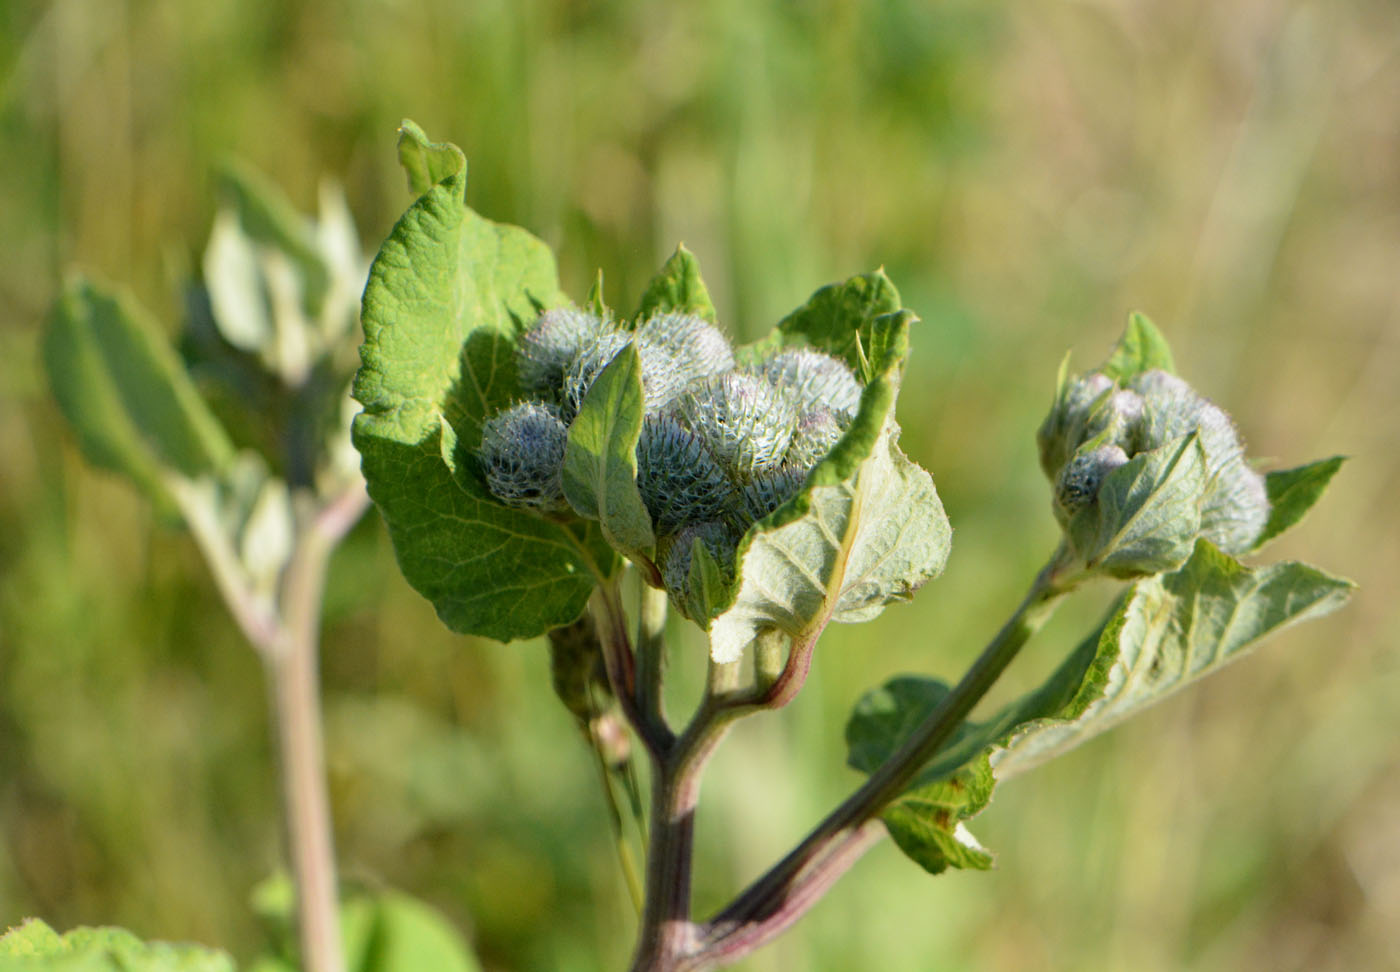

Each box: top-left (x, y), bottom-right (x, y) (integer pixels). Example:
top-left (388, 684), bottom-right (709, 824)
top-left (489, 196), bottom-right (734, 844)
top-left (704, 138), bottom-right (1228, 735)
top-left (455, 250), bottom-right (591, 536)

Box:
top-left (1037, 367), bottom-right (1269, 554)
top-left (478, 306), bottom-right (866, 608)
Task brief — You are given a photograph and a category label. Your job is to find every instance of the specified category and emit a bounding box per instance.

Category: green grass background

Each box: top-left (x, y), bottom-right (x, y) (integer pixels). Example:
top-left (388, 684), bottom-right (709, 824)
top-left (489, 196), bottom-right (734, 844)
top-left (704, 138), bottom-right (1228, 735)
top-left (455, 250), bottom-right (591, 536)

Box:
top-left (2, 1), bottom-right (1397, 969)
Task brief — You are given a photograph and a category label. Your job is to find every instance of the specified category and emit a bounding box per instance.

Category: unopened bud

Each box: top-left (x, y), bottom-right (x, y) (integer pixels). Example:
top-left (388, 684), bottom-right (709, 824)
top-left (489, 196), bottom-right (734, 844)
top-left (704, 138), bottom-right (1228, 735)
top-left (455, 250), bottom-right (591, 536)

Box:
top-left (657, 520), bottom-right (739, 602)
top-left (677, 371), bottom-right (798, 476)
top-left (756, 349), bottom-right (862, 418)
top-left (518, 308), bottom-right (607, 399)
top-left (1054, 444), bottom-right (1130, 517)
top-left (478, 401), bottom-right (569, 511)
top-left (636, 412), bottom-right (733, 531)
top-left (785, 406), bottom-right (846, 471)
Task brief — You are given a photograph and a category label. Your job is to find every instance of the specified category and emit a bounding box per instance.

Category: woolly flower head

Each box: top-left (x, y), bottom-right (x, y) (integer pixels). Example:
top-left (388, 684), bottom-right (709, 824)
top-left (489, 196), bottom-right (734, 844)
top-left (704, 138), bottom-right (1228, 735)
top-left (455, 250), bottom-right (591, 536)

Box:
top-left (677, 371), bottom-right (798, 478)
top-left (756, 349), bottom-right (862, 418)
top-left (635, 312), bottom-right (735, 381)
top-left (477, 401), bottom-right (569, 511)
top-left (1039, 367), bottom-right (1269, 554)
top-left (517, 308), bottom-right (607, 400)
top-left (636, 412), bottom-right (733, 532)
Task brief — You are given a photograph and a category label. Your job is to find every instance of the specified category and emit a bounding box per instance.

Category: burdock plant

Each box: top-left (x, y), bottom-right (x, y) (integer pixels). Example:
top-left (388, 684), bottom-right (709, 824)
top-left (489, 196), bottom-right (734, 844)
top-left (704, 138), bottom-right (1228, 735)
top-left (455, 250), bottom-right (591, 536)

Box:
top-left (352, 123), bottom-right (1353, 971)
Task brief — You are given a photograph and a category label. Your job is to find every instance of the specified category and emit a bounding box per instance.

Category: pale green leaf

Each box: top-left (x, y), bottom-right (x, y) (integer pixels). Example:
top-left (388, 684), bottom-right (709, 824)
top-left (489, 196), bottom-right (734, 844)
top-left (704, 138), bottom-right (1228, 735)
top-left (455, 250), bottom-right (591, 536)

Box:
top-left (1099, 311), bottom-right (1175, 382)
top-left (45, 276), bottom-right (236, 517)
top-left (1066, 432), bottom-right (1207, 577)
top-left (0, 920), bottom-right (234, 972)
top-left (561, 343), bottom-right (656, 555)
top-left (215, 161), bottom-right (330, 317)
top-left (1253, 455), bottom-right (1345, 551)
top-left (994, 540), bottom-right (1354, 776)
top-left (705, 307), bottom-right (951, 662)
top-left (633, 245), bottom-right (716, 325)
top-left (353, 123), bottom-right (616, 641)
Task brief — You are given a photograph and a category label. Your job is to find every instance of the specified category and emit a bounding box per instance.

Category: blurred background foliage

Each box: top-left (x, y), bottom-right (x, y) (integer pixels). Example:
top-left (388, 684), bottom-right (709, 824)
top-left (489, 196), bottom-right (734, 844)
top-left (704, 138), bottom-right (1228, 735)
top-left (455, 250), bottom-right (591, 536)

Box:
top-left (1, 0), bottom-right (1397, 969)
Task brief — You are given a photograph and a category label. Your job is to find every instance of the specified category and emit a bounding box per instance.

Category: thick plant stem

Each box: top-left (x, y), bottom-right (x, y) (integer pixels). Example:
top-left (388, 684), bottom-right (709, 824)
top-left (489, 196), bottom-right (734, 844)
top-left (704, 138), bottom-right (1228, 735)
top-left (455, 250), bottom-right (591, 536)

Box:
top-left (629, 688), bottom-right (742, 972)
top-left (690, 553), bottom-right (1079, 968)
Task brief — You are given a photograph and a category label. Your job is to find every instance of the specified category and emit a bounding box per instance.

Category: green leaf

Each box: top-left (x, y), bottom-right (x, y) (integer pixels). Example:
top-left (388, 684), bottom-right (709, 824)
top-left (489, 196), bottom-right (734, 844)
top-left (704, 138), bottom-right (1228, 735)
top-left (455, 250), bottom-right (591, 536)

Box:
top-left (704, 305), bottom-right (951, 662)
top-left (561, 343), bottom-right (656, 555)
top-left (1099, 311), bottom-right (1175, 382)
top-left (353, 124), bottom-right (616, 641)
top-left (45, 276), bottom-right (236, 516)
top-left (396, 119), bottom-right (467, 197)
top-left (994, 540), bottom-right (1354, 776)
top-left (846, 541), bottom-right (1350, 876)
top-left (633, 245), bottom-right (717, 325)
top-left (0, 920), bottom-right (234, 972)
top-left (341, 892), bottom-right (482, 972)
top-left (1253, 456), bottom-right (1345, 551)
top-left (880, 760), bottom-right (996, 875)
top-left (742, 270), bottom-right (903, 378)
top-left (1066, 432), bottom-right (1208, 577)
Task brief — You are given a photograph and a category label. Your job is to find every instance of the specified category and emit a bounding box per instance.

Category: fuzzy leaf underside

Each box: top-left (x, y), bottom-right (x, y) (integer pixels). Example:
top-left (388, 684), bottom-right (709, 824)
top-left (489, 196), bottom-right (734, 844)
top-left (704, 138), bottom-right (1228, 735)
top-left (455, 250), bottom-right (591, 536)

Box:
top-left (1067, 432), bottom-right (1208, 577)
top-left (847, 539), bottom-right (1351, 876)
top-left (703, 299), bottom-right (951, 662)
top-left (633, 244), bottom-right (717, 325)
top-left (993, 539), bottom-right (1354, 775)
top-left (1253, 455), bottom-right (1345, 551)
top-left (352, 122), bottom-right (616, 642)
top-left (0, 919), bottom-right (233, 972)
top-left (561, 344), bottom-right (656, 555)
top-left (45, 277), bottom-right (236, 518)
top-left (1099, 311), bottom-right (1175, 381)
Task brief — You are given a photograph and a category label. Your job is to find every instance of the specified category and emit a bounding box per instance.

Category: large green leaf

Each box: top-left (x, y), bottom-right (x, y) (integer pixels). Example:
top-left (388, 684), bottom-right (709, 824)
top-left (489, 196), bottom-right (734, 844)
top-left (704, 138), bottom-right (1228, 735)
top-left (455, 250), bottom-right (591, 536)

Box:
top-left (0, 920), bottom-right (233, 972)
top-left (352, 123), bottom-right (616, 641)
top-left (1253, 455), bottom-right (1345, 551)
top-left (45, 276), bottom-right (236, 517)
top-left (633, 245), bottom-right (717, 325)
top-left (1099, 311), bottom-right (1175, 382)
top-left (701, 297), bottom-right (951, 663)
top-left (1065, 432), bottom-right (1208, 577)
top-left (995, 540), bottom-right (1354, 775)
top-left (847, 540), bottom-right (1351, 876)
top-left (561, 343), bottom-right (656, 556)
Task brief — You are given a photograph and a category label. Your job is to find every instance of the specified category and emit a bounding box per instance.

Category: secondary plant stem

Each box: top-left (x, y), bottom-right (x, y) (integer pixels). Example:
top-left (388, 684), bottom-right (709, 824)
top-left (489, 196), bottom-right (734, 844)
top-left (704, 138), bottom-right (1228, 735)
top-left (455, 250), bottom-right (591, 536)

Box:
top-left (637, 582), bottom-right (671, 740)
top-left (689, 550), bottom-right (1079, 968)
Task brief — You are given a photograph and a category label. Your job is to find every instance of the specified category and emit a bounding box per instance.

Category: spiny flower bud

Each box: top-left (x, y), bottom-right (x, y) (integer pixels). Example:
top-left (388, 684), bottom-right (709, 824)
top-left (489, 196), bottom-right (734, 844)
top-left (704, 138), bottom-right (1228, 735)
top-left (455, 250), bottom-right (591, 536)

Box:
top-left (1202, 458), bottom-right (1269, 554)
top-left (785, 406), bottom-right (846, 471)
top-left (477, 401), bottom-right (569, 511)
top-left (657, 520), bottom-right (739, 603)
top-left (738, 464), bottom-right (808, 522)
top-left (757, 349), bottom-right (862, 417)
top-left (1129, 370), bottom-right (1268, 554)
top-left (1054, 444), bottom-right (1130, 517)
top-left (1037, 372), bottom-right (1114, 477)
top-left (561, 328), bottom-right (692, 420)
top-left (636, 412), bottom-right (733, 531)
top-left (518, 308), bottom-right (607, 399)
top-left (635, 312), bottom-right (735, 381)
top-left (677, 371), bottom-right (798, 477)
